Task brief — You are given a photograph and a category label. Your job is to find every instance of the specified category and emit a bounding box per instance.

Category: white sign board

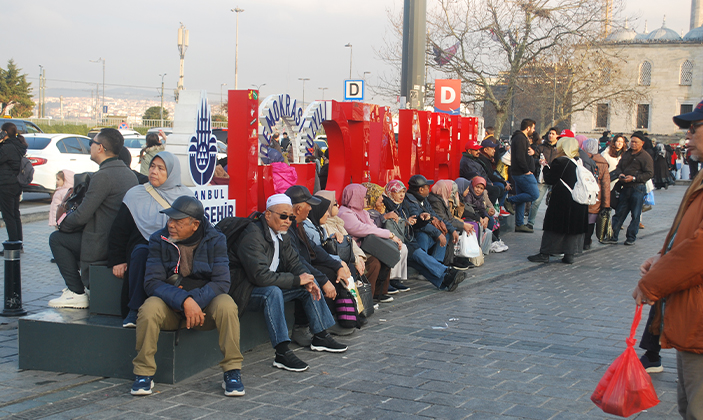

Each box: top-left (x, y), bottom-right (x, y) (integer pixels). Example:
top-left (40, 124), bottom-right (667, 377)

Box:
top-left (344, 80), bottom-right (364, 101)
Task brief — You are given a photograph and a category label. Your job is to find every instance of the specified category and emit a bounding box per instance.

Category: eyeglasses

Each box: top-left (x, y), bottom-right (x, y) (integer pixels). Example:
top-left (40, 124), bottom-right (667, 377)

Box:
top-left (332, 203), bottom-right (339, 207)
top-left (269, 210), bottom-right (296, 222)
top-left (689, 121), bottom-right (703, 134)
top-left (89, 139), bottom-right (103, 148)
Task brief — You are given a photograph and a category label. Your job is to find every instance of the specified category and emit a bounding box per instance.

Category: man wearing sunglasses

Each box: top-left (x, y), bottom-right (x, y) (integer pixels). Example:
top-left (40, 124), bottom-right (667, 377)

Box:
top-left (48, 128), bottom-right (138, 309)
top-left (633, 101), bottom-right (703, 419)
top-left (229, 194), bottom-right (345, 373)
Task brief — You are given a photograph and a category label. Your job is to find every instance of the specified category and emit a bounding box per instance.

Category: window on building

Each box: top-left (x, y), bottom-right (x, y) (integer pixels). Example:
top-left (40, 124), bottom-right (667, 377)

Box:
top-left (637, 104), bottom-right (650, 129)
top-left (596, 104), bottom-right (609, 128)
top-left (681, 104), bottom-right (694, 114)
top-left (680, 60), bottom-right (693, 86)
top-left (638, 61), bottom-right (651, 86)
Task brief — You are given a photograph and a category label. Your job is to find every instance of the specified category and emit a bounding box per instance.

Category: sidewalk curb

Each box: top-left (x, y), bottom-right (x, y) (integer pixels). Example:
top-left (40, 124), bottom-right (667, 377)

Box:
top-left (0, 211), bottom-right (50, 229)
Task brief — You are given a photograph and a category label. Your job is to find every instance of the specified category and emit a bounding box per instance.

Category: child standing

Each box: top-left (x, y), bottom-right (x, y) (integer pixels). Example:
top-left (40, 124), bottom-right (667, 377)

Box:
top-left (49, 170), bottom-right (74, 227)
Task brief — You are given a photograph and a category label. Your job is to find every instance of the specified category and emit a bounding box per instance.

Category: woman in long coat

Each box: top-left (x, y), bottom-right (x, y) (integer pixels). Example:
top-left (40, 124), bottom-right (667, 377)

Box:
top-left (527, 137), bottom-right (588, 264)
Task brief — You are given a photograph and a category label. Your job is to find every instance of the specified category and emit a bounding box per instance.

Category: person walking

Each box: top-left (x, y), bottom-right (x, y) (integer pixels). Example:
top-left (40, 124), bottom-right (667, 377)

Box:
top-left (527, 137), bottom-right (588, 264)
top-left (503, 119), bottom-right (539, 232)
top-left (581, 138), bottom-right (610, 249)
top-left (0, 122), bottom-right (27, 248)
top-left (602, 134), bottom-right (627, 191)
top-left (527, 127), bottom-right (559, 230)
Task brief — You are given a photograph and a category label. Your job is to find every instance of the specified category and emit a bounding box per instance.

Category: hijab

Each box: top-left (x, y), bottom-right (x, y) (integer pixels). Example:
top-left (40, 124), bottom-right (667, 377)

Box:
top-left (470, 176), bottom-right (486, 194)
top-left (385, 180), bottom-right (405, 195)
top-left (655, 143), bottom-right (666, 158)
top-left (582, 138), bottom-right (599, 155)
top-left (449, 181), bottom-right (460, 208)
top-left (431, 180), bottom-right (454, 207)
top-left (123, 151), bottom-right (193, 240)
top-left (557, 137), bottom-right (579, 159)
top-left (341, 184), bottom-right (367, 211)
top-left (308, 196), bottom-right (331, 227)
top-left (455, 177), bottom-right (472, 203)
top-left (575, 135), bottom-right (587, 149)
top-left (315, 190), bottom-right (336, 207)
top-left (362, 182), bottom-right (384, 211)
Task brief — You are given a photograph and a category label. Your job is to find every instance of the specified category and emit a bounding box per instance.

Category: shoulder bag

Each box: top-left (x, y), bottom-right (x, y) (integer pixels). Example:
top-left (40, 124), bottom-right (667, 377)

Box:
top-left (361, 234), bottom-right (401, 267)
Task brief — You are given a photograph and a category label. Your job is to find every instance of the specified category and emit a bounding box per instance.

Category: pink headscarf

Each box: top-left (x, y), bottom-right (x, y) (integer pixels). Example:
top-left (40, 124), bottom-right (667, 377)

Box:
top-left (575, 135), bottom-right (587, 149)
top-left (431, 180), bottom-right (454, 206)
top-left (471, 176), bottom-right (486, 190)
top-left (384, 179), bottom-right (405, 195)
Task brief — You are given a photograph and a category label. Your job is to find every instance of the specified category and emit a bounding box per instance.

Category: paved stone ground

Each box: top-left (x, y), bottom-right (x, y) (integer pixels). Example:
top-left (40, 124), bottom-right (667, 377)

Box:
top-left (0, 185), bottom-right (689, 419)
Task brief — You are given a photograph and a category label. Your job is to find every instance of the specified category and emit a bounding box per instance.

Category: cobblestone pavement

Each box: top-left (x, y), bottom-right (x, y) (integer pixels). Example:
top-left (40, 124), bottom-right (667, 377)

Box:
top-left (0, 185), bottom-right (688, 419)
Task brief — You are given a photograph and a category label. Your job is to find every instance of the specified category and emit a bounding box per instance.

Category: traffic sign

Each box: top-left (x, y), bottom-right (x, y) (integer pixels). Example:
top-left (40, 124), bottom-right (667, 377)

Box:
top-left (344, 80), bottom-right (364, 101)
top-left (103, 106), bottom-right (108, 113)
top-left (118, 122), bottom-right (129, 130)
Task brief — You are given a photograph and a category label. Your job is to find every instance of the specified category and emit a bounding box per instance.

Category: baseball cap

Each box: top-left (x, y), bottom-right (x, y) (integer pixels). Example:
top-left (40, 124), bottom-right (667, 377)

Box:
top-left (465, 139), bottom-right (482, 150)
top-left (285, 185), bottom-right (321, 205)
top-left (481, 139), bottom-right (498, 148)
top-left (558, 129), bottom-right (575, 139)
top-left (160, 196), bottom-right (204, 220)
top-left (673, 100), bottom-right (703, 128)
top-left (408, 174), bottom-right (434, 188)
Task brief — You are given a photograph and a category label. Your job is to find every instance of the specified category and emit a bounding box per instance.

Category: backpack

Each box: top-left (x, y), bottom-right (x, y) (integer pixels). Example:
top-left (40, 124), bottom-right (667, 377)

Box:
top-left (215, 212), bottom-right (261, 265)
top-left (17, 156), bottom-right (34, 188)
top-left (561, 158), bottom-right (599, 206)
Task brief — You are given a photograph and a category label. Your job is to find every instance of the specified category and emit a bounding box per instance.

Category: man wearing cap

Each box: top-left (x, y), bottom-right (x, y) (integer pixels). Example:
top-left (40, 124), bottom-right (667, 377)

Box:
top-left (526, 127), bottom-right (560, 229)
top-left (460, 139), bottom-right (504, 207)
top-left (229, 193), bottom-right (346, 373)
top-left (477, 138), bottom-right (511, 209)
top-left (404, 175), bottom-right (467, 291)
top-left (132, 196), bottom-right (244, 397)
top-left (504, 119), bottom-right (540, 232)
top-left (632, 103), bottom-right (703, 419)
top-left (602, 131), bottom-right (653, 245)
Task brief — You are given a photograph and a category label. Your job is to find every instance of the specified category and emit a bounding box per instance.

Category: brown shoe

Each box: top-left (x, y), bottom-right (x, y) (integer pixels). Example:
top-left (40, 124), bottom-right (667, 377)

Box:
top-left (515, 225), bottom-right (534, 233)
top-left (639, 222), bottom-right (645, 229)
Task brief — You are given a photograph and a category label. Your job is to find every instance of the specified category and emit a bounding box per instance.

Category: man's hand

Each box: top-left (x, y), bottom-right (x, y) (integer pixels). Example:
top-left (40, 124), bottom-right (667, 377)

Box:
top-left (527, 148), bottom-right (535, 156)
top-left (505, 182), bottom-right (512, 191)
top-left (322, 281), bottom-right (337, 299)
top-left (337, 263), bottom-right (351, 282)
top-left (112, 263), bottom-right (128, 279)
top-left (463, 223), bottom-right (475, 235)
top-left (420, 213), bottom-right (431, 221)
top-left (632, 285), bottom-right (654, 306)
top-left (384, 212), bottom-right (399, 222)
top-left (408, 215), bottom-right (417, 226)
top-left (299, 273), bottom-right (322, 301)
top-left (640, 254), bottom-right (661, 277)
top-left (452, 230), bottom-right (460, 244)
top-left (438, 234), bottom-right (447, 247)
top-left (183, 297), bottom-right (205, 329)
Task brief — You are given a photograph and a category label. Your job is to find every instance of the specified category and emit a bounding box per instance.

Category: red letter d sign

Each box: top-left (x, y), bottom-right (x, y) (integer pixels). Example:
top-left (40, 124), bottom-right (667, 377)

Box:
top-left (434, 79), bottom-right (461, 115)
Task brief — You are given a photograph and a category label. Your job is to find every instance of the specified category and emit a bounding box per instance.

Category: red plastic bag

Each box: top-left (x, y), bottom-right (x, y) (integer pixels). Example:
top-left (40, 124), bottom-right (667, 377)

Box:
top-left (591, 305), bottom-right (660, 417)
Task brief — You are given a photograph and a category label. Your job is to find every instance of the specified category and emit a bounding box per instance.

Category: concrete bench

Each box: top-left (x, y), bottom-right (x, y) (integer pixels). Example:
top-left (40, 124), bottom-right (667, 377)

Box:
top-left (18, 265), bottom-right (292, 384)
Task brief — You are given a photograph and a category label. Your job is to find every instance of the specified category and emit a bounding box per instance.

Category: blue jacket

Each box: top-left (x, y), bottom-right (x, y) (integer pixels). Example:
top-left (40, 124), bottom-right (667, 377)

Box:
top-left (144, 221), bottom-right (230, 311)
top-left (403, 190), bottom-right (456, 238)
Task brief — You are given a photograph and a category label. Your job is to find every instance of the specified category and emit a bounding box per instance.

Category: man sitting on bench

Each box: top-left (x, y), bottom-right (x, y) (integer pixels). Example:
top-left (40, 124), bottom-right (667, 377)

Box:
top-left (131, 196), bottom-right (244, 397)
top-left (229, 193), bottom-right (347, 373)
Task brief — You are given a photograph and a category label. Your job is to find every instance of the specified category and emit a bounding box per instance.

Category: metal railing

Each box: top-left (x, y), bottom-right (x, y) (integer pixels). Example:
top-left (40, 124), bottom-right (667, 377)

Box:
top-left (26, 118), bottom-right (228, 129)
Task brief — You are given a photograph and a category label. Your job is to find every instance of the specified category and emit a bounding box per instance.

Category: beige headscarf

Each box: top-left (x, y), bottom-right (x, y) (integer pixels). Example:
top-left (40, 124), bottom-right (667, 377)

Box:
top-left (315, 190), bottom-right (336, 210)
top-left (557, 137), bottom-right (579, 159)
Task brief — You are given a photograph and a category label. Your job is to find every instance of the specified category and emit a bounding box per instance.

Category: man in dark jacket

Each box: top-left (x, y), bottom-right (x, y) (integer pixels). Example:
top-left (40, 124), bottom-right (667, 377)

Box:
top-left (477, 138), bottom-right (510, 208)
top-left (603, 131), bottom-right (654, 245)
top-left (526, 127), bottom-right (559, 229)
top-left (404, 175), bottom-right (466, 292)
top-left (132, 196), bottom-right (244, 397)
top-left (229, 194), bottom-right (346, 373)
top-left (460, 139), bottom-right (503, 206)
top-left (49, 128), bottom-right (138, 309)
top-left (504, 119), bottom-right (540, 232)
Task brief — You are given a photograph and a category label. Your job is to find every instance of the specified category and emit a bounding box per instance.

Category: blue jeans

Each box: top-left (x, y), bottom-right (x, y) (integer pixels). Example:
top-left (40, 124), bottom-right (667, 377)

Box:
top-left (409, 231), bottom-right (449, 289)
top-left (415, 231), bottom-right (447, 262)
top-left (128, 244), bottom-right (150, 311)
top-left (247, 283), bottom-right (335, 348)
top-left (495, 180), bottom-right (509, 207)
top-left (527, 183), bottom-right (552, 226)
top-left (508, 174), bottom-right (540, 226)
top-left (611, 184), bottom-right (646, 242)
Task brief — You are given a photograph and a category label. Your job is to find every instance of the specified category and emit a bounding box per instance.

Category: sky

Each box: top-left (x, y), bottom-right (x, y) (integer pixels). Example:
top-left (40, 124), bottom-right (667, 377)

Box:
top-left (1, 0), bottom-right (683, 110)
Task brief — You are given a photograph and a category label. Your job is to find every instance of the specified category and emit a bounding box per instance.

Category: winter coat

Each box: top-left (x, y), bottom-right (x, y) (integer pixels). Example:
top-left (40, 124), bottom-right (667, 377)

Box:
top-left (612, 148), bottom-right (654, 188)
top-left (428, 192), bottom-right (463, 232)
top-left (638, 179), bottom-right (703, 354)
top-left (459, 153), bottom-right (493, 185)
top-left (541, 157), bottom-right (588, 235)
top-left (588, 153), bottom-right (611, 214)
top-left (477, 153), bottom-right (506, 184)
top-left (287, 220), bottom-right (342, 286)
top-left (228, 217), bottom-right (309, 314)
top-left (509, 130), bottom-right (535, 176)
top-left (107, 203), bottom-right (149, 267)
top-left (143, 220), bottom-right (230, 311)
top-left (60, 158), bottom-right (138, 271)
top-left (0, 136), bottom-right (26, 186)
top-left (338, 185), bottom-right (392, 247)
top-left (139, 144), bottom-right (165, 175)
top-left (323, 215), bottom-right (366, 263)
top-left (272, 162), bottom-right (298, 194)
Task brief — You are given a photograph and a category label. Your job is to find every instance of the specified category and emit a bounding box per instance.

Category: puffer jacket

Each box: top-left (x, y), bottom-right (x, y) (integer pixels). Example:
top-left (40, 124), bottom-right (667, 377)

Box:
top-left (0, 136), bottom-right (26, 186)
top-left (144, 220), bottom-right (230, 311)
top-left (639, 183), bottom-right (703, 354)
top-left (228, 216), bottom-right (309, 314)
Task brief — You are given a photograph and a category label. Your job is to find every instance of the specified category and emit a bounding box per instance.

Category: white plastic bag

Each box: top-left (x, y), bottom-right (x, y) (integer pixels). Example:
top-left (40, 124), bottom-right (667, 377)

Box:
top-left (456, 231), bottom-right (482, 258)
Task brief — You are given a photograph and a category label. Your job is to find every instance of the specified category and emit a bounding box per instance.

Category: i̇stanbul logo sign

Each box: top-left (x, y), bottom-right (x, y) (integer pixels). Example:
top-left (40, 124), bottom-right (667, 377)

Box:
top-left (189, 97), bottom-right (218, 186)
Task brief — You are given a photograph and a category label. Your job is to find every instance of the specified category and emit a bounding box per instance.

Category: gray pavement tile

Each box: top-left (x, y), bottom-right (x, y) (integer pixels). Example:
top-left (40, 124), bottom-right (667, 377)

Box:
top-left (503, 404), bottom-right (560, 419)
top-left (417, 380), bottom-right (463, 394)
top-left (329, 404), bottom-right (379, 419)
top-left (1, 398), bottom-right (45, 413)
top-left (539, 397), bottom-right (603, 414)
top-left (100, 412), bottom-right (164, 420)
top-left (370, 408), bottom-right (428, 420)
top-left (460, 398), bottom-right (514, 414)
top-left (290, 398), bottom-right (342, 414)
top-left (288, 413), bottom-right (339, 420)
top-left (151, 405), bottom-right (215, 420)
top-left (536, 385), bottom-right (589, 400)
top-left (71, 408), bottom-right (131, 419)
top-left (32, 403), bottom-right (107, 420)
top-left (291, 386), bottom-right (348, 401)
top-left (417, 390), bottom-right (471, 407)
top-left (376, 385), bottom-right (428, 401)
top-left (496, 391), bottom-right (551, 407)
top-left (457, 386), bottom-right (508, 401)
top-left (250, 391), bottom-right (305, 407)
top-left (202, 399), bottom-right (261, 413)
top-left (376, 397), bottom-right (431, 414)
top-left (417, 404), bottom-right (472, 419)
top-left (238, 404), bottom-right (302, 419)
top-left (466, 412), bottom-right (522, 420)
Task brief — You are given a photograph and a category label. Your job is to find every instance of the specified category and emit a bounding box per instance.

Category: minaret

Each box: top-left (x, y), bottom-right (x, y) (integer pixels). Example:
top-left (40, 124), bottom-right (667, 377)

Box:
top-left (691, 0), bottom-right (703, 30)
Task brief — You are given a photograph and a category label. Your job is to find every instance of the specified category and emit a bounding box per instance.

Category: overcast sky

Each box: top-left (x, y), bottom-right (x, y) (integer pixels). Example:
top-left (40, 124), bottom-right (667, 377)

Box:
top-left (2, 0), bottom-right (682, 108)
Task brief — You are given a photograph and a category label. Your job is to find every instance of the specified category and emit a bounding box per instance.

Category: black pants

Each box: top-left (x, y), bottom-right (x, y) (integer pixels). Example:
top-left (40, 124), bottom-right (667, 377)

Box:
top-left (486, 184), bottom-right (501, 207)
top-left (585, 223), bottom-right (595, 245)
top-left (49, 231), bottom-right (85, 294)
top-left (640, 303), bottom-right (661, 356)
top-left (0, 184), bottom-right (22, 242)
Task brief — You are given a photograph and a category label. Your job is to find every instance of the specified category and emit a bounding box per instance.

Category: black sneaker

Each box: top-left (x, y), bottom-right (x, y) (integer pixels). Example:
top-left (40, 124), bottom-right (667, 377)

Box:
top-left (386, 284), bottom-right (399, 295)
top-left (624, 240), bottom-right (635, 246)
top-left (442, 268), bottom-right (466, 292)
top-left (273, 350), bottom-right (309, 372)
top-left (601, 237), bottom-right (618, 245)
top-left (390, 279), bottom-right (410, 291)
top-left (373, 294), bottom-right (394, 303)
top-left (310, 333), bottom-right (348, 353)
top-left (561, 254), bottom-right (574, 264)
top-left (527, 253), bottom-right (549, 263)
top-left (452, 257), bottom-right (474, 270)
top-left (503, 200), bottom-right (515, 215)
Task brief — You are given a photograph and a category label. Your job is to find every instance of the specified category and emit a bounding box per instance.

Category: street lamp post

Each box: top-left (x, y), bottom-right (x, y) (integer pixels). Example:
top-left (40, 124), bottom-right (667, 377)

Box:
top-left (363, 71), bottom-right (371, 81)
top-left (251, 83), bottom-right (266, 92)
top-left (159, 73), bottom-right (167, 127)
top-left (344, 43), bottom-right (353, 79)
top-left (90, 57), bottom-right (105, 121)
top-left (298, 78), bottom-right (310, 106)
top-left (318, 87), bottom-right (328, 100)
top-left (232, 7), bottom-right (244, 89)
top-left (220, 83), bottom-right (227, 113)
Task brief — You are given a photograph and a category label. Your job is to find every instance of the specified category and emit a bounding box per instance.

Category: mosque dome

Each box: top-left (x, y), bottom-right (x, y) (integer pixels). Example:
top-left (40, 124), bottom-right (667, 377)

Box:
top-left (646, 17), bottom-right (682, 41)
top-left (684, 25), bottom-right (703, 41)
top-left (606, 27), bottom-right (637, 42)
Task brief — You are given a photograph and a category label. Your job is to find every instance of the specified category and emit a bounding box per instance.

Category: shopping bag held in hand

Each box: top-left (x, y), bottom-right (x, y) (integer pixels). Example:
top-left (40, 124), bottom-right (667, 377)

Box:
top-left (590, 305), bottom-right (660, 417)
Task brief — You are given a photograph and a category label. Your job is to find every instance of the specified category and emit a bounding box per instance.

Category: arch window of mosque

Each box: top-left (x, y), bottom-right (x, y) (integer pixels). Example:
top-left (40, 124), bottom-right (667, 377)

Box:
top-left (638, 61), bottom-right (651, 86)
top-left (680, 60), bottom-right (693, 86)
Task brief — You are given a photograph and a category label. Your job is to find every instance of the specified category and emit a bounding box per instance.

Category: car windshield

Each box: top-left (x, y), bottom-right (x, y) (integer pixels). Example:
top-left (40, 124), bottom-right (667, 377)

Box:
top-left (124, 138), bottom-right (146, 148)
top-left (26, 137), bottom-right (52, 150)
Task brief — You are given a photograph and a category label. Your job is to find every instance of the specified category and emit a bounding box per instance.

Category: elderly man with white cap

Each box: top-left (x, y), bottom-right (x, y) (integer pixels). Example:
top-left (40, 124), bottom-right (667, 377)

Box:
top-left (228, 193), bottom-right (346, 373)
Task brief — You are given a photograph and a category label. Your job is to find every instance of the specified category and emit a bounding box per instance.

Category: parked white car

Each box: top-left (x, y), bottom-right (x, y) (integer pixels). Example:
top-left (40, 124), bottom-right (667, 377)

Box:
top-left (123, 136), bottom-right (146, 171)
top-left (24, 134), bottom-right (99, 194)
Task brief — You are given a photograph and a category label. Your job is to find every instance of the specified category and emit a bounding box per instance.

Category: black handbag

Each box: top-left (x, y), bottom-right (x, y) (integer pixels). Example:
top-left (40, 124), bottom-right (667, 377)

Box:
top-left (357, 275), bottom-right (374, 318)
top-left (361, 234), bottom-right (401, 267)
top-left (318, 227), bottom-right (355, 264)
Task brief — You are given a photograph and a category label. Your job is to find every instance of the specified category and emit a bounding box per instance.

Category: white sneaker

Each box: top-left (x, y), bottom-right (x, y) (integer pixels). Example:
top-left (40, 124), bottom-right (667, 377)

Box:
top-left (497, 240), bottom-right (509, 252)
top-left (48, 288), bottom-right (89, 309)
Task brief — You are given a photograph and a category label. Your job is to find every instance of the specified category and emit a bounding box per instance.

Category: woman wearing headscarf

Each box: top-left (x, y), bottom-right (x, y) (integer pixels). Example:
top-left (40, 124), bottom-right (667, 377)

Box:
top-left (652, 143), bottom-right (673, 189)
top-left (581, 138), bottom-right (610, 249)
top-left (527, 137), bottom-right (588, 264)
top-left (428, 180), bottom-right (476, 264)
top-left (108, 151), bottom-right (193, 327)
top-left (338, 184), bottom-right (405, 302)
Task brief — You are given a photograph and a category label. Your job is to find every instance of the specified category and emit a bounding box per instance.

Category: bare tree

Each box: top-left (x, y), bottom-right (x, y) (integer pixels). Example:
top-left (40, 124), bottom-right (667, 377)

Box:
top-left (375, 0), bottom-right (645, 135)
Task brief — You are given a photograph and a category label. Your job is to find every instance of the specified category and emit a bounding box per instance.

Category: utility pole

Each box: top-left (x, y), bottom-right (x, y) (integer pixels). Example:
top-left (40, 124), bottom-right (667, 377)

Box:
top-left (344, 43), bottom-right (353, 79)
top-left (38, 65), bottom-right (44, 118)
top-left (318, 87), bottom-right (328, 100)
top-left (177, 23), bottom-right (189, 102)
top-left (400, 0), bottom-right (427, 110)
top-left (298, 78), bottom-right (310, 107)
top-left (60, 96), bottom-right (64, 120)
top-left (232, 7), bottom-right (244, 89)
top-left (220, 83), bottom-right (227, 113)
top-left (159, 73), bottom-right (167, 127)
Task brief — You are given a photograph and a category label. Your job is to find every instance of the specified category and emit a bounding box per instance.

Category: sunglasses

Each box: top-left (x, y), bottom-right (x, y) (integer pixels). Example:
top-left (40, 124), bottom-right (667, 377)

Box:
top-left (689, 121), bottom-right (703, 134)
top-left (269, 210), bottom-right (296, 222)
top-left (89, 139), bottom-right (103, 148)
